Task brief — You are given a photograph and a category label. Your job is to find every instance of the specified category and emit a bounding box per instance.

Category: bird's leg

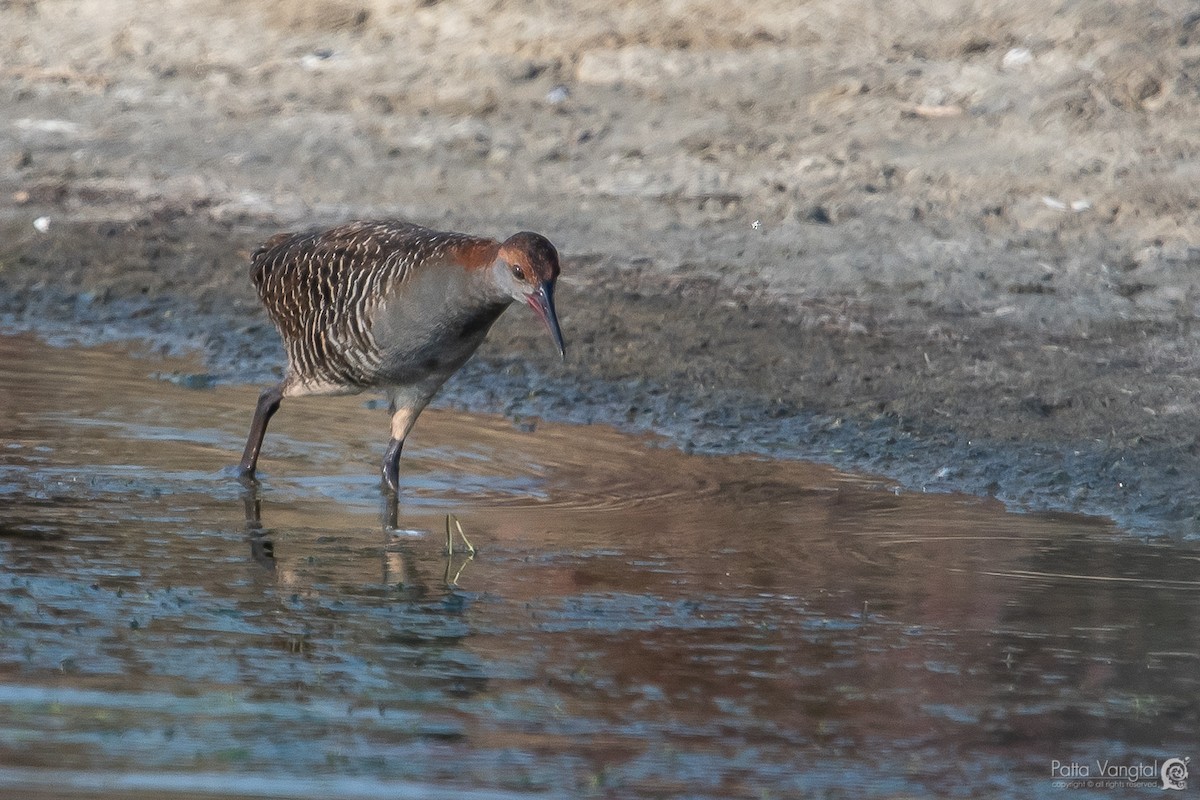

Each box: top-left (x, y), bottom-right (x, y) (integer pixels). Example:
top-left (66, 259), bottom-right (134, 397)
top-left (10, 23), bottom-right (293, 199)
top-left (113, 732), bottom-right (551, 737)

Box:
top-left (239, 383), bottom-right (284, 482)
top-left (381, 403), bottom-right (418, 494)
top-left (382, 436), bottom-right (404, 494)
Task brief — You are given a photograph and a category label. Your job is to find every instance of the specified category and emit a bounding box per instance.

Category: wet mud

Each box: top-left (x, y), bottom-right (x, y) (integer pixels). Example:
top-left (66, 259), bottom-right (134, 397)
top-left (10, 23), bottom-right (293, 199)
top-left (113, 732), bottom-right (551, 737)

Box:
top-left (1, 335), bottom-right (1198, 798)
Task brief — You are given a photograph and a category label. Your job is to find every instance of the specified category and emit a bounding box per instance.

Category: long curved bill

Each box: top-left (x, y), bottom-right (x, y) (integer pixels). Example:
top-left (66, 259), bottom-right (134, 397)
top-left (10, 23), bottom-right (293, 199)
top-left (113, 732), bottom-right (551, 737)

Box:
top-left (526, 280), bottom-right (566, 359)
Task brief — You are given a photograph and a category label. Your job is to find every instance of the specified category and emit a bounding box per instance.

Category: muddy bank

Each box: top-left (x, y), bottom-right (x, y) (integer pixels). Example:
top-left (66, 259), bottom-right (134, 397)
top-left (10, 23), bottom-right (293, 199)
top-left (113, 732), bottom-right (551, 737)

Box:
top-left (3, 0), bottom-right (1200, 534)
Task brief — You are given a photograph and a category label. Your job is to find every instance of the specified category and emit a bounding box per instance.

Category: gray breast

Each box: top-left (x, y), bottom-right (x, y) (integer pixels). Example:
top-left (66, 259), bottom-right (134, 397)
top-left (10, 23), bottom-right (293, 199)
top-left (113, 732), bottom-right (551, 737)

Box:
top-left (370, 294), bottom-right (512, 388)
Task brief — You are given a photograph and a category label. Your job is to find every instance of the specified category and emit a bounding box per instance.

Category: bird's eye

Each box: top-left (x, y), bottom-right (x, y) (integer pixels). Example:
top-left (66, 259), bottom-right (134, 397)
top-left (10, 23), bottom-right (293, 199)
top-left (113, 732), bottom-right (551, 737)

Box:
top-left (511, 265), bottom-right (525, 280)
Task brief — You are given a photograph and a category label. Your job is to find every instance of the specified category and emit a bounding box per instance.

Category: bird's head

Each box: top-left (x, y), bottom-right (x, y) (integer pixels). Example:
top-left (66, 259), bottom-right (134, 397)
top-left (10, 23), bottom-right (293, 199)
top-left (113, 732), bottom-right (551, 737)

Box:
top-left (495, 231), bottom-right (565, 358)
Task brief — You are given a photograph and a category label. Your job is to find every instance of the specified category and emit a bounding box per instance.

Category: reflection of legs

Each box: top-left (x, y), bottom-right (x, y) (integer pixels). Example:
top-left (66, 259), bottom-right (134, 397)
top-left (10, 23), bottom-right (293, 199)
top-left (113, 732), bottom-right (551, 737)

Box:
top-left (239, 384), bottom-right (284, 482)
top-left (239, 481), bottom-right (276, 570)
top-left (248, 531), bottom-right (276, 570)
top-left (243, 485), bottom-right (263, 530)
top-left (381, 534), bottom-right (426, 600)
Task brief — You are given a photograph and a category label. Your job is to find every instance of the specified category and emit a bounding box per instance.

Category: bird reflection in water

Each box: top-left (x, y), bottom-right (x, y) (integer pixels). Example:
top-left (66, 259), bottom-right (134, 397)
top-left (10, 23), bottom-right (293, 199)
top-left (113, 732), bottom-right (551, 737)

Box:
top-left (238, 481), bottom-right (475, 591)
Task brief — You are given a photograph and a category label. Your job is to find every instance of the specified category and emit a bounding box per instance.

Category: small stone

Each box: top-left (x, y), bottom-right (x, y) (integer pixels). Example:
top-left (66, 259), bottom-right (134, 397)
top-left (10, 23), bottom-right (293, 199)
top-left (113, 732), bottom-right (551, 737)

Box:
top-left (1002, 47), bottom-right (1033, 70)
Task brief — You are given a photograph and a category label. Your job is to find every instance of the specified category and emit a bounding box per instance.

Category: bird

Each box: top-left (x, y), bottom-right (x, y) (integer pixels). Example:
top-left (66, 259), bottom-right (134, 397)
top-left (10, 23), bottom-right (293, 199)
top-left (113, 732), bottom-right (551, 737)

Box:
top-left (238, 219), bottom-right (565, 492)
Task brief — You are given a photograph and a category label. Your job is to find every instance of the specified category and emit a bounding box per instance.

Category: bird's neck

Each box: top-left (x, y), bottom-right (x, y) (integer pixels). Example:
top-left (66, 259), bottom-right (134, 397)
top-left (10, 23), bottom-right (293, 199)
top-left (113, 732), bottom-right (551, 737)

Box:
top-left (449, 259), bottom-right (511, 309)
top-left (450, 238), bottom-right (502, 272)
top-left (396, 260), bottom-right (511, 325)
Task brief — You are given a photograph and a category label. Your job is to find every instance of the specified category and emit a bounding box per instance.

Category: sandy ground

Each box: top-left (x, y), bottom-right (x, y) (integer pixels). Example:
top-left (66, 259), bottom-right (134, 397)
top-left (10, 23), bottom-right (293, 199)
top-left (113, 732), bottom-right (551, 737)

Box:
top-left (3, 0), bottom-right (1200, 534)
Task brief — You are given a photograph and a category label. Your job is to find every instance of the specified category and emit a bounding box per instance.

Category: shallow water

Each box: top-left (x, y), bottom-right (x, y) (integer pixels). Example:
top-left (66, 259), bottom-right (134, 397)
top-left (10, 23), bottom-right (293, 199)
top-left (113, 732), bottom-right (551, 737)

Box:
top-left (0, 333), bottom-right (1197, 799)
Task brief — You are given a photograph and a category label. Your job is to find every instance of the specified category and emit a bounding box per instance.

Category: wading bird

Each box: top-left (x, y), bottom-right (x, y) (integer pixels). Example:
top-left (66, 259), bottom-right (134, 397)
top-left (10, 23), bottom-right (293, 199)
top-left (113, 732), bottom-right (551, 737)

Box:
top-left (238, 220), bottom-right (565, 491)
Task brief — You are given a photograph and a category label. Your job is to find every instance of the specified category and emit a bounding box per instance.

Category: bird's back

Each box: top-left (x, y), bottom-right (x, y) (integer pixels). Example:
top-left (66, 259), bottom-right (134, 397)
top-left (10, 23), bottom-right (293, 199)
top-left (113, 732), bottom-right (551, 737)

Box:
top-left (251, 220), bottom-right (498, 393)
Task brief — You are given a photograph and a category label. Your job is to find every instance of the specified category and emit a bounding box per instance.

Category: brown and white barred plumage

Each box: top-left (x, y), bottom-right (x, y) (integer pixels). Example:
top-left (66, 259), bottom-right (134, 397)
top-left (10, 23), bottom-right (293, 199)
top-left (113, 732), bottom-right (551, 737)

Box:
top-left (239, 219), bottom-right (565, 492)
top-left (253, 221), bottom-right (500, 394)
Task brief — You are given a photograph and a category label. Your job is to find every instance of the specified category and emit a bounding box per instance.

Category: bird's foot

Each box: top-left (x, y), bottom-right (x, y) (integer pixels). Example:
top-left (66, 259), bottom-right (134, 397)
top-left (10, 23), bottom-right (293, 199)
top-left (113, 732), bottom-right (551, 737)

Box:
top-left (236, 466), bottom-right (262, 490)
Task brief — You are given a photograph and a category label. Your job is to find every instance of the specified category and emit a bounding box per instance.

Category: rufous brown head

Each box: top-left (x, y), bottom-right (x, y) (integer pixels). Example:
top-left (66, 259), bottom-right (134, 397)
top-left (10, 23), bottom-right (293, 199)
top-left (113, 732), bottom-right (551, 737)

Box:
top-left (496, 231), bottom-right (565, 358)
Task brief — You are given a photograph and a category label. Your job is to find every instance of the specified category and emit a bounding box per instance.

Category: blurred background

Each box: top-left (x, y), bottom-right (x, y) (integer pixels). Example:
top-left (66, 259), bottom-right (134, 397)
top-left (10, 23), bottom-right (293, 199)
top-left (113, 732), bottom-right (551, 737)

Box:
top-left (5, 0), bottom-right (1200, 317)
